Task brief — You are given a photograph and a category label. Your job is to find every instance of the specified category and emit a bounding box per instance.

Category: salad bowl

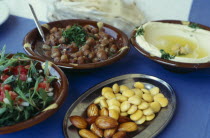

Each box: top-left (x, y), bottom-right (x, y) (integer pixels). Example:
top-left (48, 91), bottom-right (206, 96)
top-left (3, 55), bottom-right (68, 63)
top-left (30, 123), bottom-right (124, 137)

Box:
top-left (0, 49), bottom-right (68, 134)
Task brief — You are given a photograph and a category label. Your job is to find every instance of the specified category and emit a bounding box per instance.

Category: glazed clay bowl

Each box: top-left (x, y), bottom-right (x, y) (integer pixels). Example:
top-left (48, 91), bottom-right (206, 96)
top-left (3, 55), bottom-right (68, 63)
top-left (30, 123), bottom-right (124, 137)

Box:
top-left (130, 20), bottom-right (210, 72)
top-left (0, 55), bottom-right (68, 134)
top-left (23, 19), bottom-right (129, 69)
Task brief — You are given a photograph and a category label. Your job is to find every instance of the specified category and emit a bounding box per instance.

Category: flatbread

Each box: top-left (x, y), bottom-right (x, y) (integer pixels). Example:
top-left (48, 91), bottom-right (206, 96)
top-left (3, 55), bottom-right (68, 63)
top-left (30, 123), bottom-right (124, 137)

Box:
top-left (47, 0), bottom-right (146, 34)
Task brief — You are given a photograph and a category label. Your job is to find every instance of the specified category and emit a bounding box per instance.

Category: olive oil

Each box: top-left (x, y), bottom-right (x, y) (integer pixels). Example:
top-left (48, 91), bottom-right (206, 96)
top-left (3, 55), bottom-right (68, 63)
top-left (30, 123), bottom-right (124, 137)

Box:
top-left (155, 35), bottom-right (208, 59)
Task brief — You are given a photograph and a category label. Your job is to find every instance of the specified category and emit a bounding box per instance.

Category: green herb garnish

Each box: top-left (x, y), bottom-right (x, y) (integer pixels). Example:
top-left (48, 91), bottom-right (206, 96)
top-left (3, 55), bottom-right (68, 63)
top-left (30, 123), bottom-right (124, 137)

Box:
top-left (160, 49), bottom-right (175, 60)
top-left (62, 24), bottom-right (87, 47)
top-left (135, 26), bottom-right (144, 36)
top-left (188, 23), bottom-right (201, 29)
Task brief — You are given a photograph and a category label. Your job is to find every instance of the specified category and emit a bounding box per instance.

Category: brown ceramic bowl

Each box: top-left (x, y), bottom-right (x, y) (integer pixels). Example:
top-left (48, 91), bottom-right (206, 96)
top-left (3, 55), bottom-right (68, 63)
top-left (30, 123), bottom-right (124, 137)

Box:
top-left (23, 19), bottom-right (129, 69)
top-left (130, 20), bottom-right (210, 72)
top-left (0, 54), bottom-right (68, 134)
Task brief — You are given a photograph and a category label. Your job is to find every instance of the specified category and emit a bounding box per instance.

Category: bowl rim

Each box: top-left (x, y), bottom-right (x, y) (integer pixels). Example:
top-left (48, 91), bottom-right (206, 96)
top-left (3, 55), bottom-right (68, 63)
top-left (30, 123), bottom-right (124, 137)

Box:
top-left (23, 19), bottom-right (130, 69)
top-left (130, 20), bottom-right (210, 69)
top-left (0, 54), bottom-right (68, 134)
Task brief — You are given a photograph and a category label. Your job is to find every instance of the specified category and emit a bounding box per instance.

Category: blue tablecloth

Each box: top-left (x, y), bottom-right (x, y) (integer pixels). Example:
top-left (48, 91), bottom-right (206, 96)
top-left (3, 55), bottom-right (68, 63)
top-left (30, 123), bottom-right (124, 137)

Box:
top-left (1, 1), bottom-right (210, 138)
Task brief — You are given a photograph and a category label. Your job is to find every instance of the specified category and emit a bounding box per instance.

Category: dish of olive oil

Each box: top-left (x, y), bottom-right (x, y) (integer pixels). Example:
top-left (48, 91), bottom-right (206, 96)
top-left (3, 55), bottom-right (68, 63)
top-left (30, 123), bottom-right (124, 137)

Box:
top-left (156, 35), bottom-right (208, 59)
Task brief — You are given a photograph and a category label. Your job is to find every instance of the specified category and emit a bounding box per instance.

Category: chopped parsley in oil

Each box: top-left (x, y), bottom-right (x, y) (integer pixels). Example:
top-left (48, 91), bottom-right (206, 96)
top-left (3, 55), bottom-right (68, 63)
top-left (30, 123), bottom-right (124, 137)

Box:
top-left (135, 26), bottom-right (144, 36)
top-left (188, 23), bottom-right (201, 29)
top-left (62, 25), bottom-right (87, 47)
top-left (160, 49), bottom-right (175, 60)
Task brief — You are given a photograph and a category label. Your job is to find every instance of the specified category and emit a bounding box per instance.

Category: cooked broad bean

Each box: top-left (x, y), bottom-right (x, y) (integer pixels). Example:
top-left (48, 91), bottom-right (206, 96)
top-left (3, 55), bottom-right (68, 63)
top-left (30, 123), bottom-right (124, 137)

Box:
top-left (43, 23), bottom-right (122, 64)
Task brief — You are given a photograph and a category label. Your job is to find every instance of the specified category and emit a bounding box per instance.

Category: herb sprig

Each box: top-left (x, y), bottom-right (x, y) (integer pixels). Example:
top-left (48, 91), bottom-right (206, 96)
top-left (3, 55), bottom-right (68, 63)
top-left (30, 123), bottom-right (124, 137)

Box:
top-left (188, 23), bottom-right (202, 31)
top-left (135, 26), bottom-right (144, 36)
top-left (160, 49), bottom-right (175, 60)
top-left (62, 24), bottom-right (87, 47)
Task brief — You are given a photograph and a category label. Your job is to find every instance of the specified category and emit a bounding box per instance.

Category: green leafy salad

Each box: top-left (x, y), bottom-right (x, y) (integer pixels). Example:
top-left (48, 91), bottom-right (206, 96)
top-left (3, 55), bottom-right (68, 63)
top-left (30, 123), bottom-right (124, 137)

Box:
top-left (0, 46), bottom-right (57, 127)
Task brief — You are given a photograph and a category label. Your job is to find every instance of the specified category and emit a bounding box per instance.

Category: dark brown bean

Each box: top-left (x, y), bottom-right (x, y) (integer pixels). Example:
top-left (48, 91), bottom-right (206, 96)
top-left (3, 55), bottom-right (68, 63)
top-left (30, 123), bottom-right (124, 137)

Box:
top-left (45, 40), bottom-right (50, 45)
top-left (70, 53), bottom-right (77, 58)
top-left (110, 44), bottom-right (118, 53)
top-left (54, 31), bottom-right (62, 39)
top-left (51, 48), bottom-right (61, 58)
top-left (59, 37), bottom-right (65, 44)
top-left (99, 32), bottom-right (108, 38)
top-left (109, 37), bottom-right (114, 43)
top-left (60, 44), bottom-right (68, 49)
top-left (75, 51), bottom-right (83, 57)
top-left (49, 35), bottom-right (55, 40)
top-left (84, 25), bottom-right (93, 32)
top-left (88, 52), bottom-right (95, 59)
top-left (44, 51), bottom-right (51, 57)
top-left (86, 37), bottom-right (96, 46)
top-left (105, 48), bottom-right (109, 53)
top-left (97, 50), bottom-right (108, 60)
top-left (51, 52), bottom-right (60, 58)
top-left (83, 50), bottom-right (90, 56)
top-left (66, 25), bottom-right (71, 29)
top-left (81, 44), bottom-right (90, 51)
top-left (69, 58), bottom-right (77, 63)
top-left (83, 56), bottom-right (91, 63)
top-left (50, 27), bottom-right (58, 33)
top-left (51, 47), bottom-right (59, 53)
top-left (60, 54), bottom-right (69, 63)
top-left (91, 28), bottom-right (99, 34)
top-left (94, 34), bottom-right (99, 40)
top-left (49, 35), bottom-right (58, 46)
top-left (100, 38), bottom-right (109, 47)
top-left (54, 57), bottom-right (60, 62)
top-left (92, 57), bottom-right (99, 63)
top-left (77, 57), bottom-right (85, 64)
top-left (67, 45), bottom-right (79, 53)
top-left (42, 44), bottom-right (51, 51)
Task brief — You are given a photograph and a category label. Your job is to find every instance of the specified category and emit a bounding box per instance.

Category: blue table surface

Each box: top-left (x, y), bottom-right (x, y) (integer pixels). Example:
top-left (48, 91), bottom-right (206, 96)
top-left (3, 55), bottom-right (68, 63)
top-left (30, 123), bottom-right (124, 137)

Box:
top-left (1, 1), bottom-right (210, 138)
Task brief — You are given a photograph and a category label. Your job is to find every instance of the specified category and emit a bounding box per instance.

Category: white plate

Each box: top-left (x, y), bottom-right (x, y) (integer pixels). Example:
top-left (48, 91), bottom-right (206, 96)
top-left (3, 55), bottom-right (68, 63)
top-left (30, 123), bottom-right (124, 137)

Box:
top-left (0, 2), bottom-right (9, 25)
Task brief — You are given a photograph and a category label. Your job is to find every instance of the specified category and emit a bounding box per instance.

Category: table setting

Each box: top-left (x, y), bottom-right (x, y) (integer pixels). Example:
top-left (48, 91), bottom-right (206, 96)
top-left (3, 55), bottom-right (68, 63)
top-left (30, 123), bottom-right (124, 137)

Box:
top-left (0, 0), bottom-right (210, 138)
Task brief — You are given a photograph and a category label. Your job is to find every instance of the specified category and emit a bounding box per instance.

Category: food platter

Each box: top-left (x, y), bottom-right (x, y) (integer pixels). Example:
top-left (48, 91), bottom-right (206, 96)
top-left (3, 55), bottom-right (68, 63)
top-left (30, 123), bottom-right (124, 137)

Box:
top-left (63, 74), bottom-right (176, 138)
top-left (23, 19), bottom-right (129, 69)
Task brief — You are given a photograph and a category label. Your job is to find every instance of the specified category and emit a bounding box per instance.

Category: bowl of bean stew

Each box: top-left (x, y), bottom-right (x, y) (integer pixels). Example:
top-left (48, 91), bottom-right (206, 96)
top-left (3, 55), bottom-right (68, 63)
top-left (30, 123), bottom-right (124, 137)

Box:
top-left (23, 19), bottom-right (129, 69)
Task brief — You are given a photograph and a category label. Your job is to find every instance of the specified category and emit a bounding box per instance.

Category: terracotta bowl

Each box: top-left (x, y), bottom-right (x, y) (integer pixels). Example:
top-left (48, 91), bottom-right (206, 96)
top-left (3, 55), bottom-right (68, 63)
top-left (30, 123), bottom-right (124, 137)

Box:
top-left (23, 19), bottom-right (129, 69)
top-left (130, 20), bottom-right (210, 72)
top-left (0, 55), bottom-right (68, 134)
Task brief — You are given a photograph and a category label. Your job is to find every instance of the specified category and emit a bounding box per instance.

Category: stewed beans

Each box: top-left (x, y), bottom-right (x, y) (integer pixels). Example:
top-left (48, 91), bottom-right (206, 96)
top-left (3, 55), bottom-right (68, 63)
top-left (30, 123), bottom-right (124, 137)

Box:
top-left (42, 23), bottom-right (123, 64)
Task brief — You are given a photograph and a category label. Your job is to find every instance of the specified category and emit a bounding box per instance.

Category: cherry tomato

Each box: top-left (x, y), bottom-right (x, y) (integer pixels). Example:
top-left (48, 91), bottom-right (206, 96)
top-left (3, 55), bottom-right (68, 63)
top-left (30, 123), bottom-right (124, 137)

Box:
top-left (1, 74), bottom-right (10, 81)
top-left (15, 98), bottom-right (23, 105)
top-left (24, 65), bottom-right (30, 69)
top-left (9, 91), bottom-right (18, 101)
top-left (3, 66), bottom-right (13, 74)
top-left (12, 65), bottom-right (28, 75)
top-left (19, 74), bottom-right (27, 81)
top-left (38, 81), bottom-right (50, 91)
top-left (0, 92), bottom-right (5, 102)
top-left (0, 84), bottom-right (12, 92)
